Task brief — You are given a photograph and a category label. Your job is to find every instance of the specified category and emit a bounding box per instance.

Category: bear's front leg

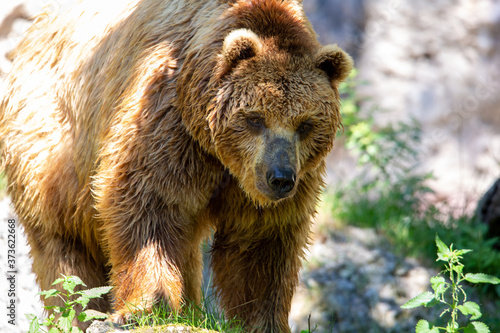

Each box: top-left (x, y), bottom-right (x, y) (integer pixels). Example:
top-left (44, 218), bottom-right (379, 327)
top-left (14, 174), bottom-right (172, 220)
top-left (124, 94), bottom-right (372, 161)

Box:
top-left (98, 192), bottom-right (207, 324)
top-left (211, 221), bottom-right (309, 333)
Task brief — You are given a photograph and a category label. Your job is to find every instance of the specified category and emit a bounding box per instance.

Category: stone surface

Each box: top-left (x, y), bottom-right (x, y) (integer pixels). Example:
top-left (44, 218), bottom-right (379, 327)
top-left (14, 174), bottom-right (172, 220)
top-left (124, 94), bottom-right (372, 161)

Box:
top-left (289, 223), bottom-right (440, 333)
top-left (87, 320), bottom-right (121, 333)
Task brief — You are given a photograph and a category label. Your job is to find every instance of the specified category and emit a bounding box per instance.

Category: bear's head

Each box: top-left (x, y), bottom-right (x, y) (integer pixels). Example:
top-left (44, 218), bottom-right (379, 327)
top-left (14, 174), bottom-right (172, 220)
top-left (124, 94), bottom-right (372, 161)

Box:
top-left (208, 28), bottom-right (352, 206)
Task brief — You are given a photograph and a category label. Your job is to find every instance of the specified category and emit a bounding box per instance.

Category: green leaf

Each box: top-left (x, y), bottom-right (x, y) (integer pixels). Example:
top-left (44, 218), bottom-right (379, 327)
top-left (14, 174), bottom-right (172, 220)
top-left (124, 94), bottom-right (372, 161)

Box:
top-left (52, 277), bottom-right (66, 286)
top-left (43, 306), bottom-right (60, 312)
top-left (401, 291), bottom-right (436, 309)
top-left (430, 276), bottom-right (447, 296)
top-left (63, 276), bottom-right (85, 294)
top-left (58, 308), bottom-right (76, 331)
top-left (50, 306), bottom-right (65, 314)
top-left (75, 286), bottom-right (112, 309)
top-left (415, 320), bottom-right (440, 333)
top-left (44, 314), bottom-right (56, 326)
top-left (464, 273), bottom-right (500, 285)
top-left (39, 289), bottom-right (60, 299)
top-left (455, 249), bottom-right (473, 256)
top-left (77, 309), bottom-right (109, 322)
top-left (458, 301), bottom-right (482, 320)
top-left (74, 296), bottom-right (90, 310)
top-left (435, 235), bottom-right (451, 262)
top-left (27, 314), bottom-right (40, 333)
top-left (464, 321), bottom-right (490, 333)
top-left (48, 327), bottom-right (60, 333)
top-left (78, 286), bottom-right (113, 299)
top-left (452, 263), bottom-right (464, 276)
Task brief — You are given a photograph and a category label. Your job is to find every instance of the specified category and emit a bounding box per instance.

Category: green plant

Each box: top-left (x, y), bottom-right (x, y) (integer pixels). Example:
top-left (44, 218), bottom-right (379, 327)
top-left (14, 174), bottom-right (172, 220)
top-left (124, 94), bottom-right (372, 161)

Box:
top-left (333, 70), bottom-right (435, 253)
top-left (401, 235), bottom-right (500, 333)
top-left (122, 289), bottom-right (246, 332)
top-left (339, 69), bottom-right (425, 193)
top-left (27, 275), bottom-right (112, 333)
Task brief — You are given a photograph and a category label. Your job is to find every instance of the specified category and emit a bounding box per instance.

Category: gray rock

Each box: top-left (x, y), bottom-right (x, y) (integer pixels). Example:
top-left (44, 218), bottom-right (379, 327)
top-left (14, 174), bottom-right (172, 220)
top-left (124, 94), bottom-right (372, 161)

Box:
top-left (289, 226), bottom-right (441, 333)
top-left (477, 178), bottom-right (500, 246)
top-left (87, 321), bottom-right (124, 333)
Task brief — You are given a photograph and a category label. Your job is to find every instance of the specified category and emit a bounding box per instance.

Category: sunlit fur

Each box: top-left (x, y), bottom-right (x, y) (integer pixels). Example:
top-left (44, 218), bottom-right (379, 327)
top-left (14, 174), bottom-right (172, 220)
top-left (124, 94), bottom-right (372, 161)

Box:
top-left (0, 0), bottom-right (352, 332)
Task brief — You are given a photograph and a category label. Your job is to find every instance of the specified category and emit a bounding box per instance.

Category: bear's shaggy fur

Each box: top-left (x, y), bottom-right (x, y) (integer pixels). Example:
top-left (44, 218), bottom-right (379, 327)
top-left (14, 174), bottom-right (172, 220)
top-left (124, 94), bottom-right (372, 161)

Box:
top-left (0, 0), bottom-right (352, 331)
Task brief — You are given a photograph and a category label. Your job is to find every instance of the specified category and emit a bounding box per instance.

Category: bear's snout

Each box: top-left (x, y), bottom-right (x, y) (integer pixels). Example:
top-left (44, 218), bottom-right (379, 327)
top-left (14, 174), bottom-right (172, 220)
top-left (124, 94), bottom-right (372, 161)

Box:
top-left (266, 167), bottom-right (296, 198)
top-left (257, 136), bottom-right (298, 201)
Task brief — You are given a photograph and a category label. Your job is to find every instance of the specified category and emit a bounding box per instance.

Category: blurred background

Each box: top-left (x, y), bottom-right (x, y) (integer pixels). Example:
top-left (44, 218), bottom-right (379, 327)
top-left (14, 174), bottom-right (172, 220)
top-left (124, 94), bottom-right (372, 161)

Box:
top-left (1, 0), bottom-right (499, 332)
top-left (307, 0), bottom-right (500, 211)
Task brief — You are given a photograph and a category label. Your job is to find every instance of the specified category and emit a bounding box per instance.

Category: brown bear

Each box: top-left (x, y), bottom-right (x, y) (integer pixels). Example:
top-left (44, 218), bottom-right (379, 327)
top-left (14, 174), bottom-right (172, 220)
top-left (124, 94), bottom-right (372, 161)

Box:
top-left (0, 0), bottom-right (352, 331)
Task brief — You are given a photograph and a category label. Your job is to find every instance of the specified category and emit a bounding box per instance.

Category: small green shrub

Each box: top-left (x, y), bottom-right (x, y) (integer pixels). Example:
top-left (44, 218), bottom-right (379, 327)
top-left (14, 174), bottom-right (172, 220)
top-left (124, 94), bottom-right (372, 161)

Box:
top-left (27, 275), bottom-right (112, 333)
top-left (340, 70), bottom-right (424, 188)
top-left (402, 235), bottom-right (500, 333)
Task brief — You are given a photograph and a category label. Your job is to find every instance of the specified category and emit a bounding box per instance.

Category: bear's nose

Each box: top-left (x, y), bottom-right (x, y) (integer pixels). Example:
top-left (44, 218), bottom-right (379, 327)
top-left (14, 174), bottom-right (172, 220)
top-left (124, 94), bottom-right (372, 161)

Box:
top-left (266, 167), bottom-right (296, 198)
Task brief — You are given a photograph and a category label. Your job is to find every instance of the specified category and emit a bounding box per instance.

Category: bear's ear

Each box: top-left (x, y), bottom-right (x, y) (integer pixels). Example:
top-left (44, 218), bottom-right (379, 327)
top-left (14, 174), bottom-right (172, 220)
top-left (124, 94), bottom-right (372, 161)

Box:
top-left (218, 29), bottom-right (262, 77)
top-left (315, 44), bottom-right (353, 84)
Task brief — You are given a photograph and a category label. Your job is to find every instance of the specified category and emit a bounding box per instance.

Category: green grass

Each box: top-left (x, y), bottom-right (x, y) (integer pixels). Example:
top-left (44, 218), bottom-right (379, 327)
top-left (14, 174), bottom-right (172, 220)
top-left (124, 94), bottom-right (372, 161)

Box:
top-left (327, 182), bottom-right (500, 287)
top-left (121, 292), bottom-right (246, 333)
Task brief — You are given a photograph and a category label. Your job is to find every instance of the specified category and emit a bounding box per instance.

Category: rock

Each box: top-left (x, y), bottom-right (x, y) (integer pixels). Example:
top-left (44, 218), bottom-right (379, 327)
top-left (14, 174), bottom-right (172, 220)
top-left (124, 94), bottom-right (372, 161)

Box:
top-left (477, 178), bottom-right (500, 246)
top-left (302, 0), bottom-right (366, 58)
top-left (87, 321), bottom-right (123, 333)
top-left (289, 226), bottom-right (440, 333)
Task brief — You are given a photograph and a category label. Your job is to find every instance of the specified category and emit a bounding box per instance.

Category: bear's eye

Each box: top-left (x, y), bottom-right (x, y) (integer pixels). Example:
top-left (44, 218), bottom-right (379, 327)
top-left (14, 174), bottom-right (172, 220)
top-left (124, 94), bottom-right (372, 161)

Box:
top-left (246, 115), bottom-right (265, 132)
top-left (297, 120), bottom-right (314, 139)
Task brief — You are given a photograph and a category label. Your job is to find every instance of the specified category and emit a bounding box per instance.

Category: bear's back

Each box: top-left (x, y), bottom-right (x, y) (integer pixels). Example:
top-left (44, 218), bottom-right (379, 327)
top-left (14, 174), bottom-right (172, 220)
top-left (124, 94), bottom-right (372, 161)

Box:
top-left (0, 0), bottom-right (227, 234)
top-left (1, 0), bottom-right (226, 178)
